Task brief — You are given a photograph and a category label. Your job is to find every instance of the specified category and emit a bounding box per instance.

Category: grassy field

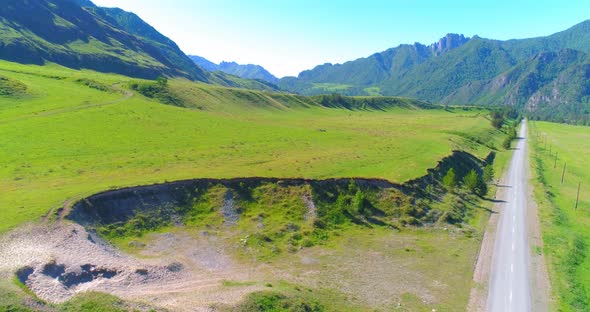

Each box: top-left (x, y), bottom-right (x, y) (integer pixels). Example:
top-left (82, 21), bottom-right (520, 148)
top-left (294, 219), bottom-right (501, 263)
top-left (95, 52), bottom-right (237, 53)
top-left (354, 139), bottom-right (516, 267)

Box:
top-left (529, 121), bottom-right (590, 311)
top-left (0, 59), bottom-right (517, 311)
top-left (0, 60), bottom-right (506, 234)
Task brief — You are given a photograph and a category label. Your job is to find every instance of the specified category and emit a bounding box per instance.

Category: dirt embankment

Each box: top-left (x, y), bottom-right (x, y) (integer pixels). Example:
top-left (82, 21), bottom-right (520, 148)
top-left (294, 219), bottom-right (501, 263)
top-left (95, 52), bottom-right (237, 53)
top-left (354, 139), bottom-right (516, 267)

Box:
top-left (67, 150), bottom-right (488, 228)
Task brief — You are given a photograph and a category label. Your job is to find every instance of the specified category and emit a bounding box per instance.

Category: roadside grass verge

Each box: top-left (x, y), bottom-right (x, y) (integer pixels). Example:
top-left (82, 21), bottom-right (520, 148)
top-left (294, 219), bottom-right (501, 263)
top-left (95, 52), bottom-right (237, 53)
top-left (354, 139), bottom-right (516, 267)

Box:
top-left (529, 121), bottom-right (590, 311)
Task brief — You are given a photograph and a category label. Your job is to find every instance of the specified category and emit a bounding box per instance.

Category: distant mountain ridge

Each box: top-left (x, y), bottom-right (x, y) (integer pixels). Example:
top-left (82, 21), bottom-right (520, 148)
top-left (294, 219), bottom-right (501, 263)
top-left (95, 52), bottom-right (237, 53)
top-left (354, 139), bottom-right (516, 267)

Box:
top-left (279, 20), bottom-right (590, 123)
top-left (189, 55), bottom-right (279, 84)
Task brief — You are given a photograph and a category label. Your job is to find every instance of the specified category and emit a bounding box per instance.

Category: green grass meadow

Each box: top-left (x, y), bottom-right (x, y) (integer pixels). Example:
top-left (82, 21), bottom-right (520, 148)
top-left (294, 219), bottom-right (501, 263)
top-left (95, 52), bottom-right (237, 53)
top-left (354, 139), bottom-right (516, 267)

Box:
top-left (0, 60), bottom-right (506, 234)
top-left (529, 121), bottom-right (590, 311)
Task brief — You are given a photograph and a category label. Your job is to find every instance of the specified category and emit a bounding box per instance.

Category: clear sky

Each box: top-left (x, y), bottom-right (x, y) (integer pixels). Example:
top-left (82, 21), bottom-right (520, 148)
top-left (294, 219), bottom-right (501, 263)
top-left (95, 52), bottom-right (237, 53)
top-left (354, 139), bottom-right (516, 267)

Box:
top-left (91, 0), bottom-right (589, 78)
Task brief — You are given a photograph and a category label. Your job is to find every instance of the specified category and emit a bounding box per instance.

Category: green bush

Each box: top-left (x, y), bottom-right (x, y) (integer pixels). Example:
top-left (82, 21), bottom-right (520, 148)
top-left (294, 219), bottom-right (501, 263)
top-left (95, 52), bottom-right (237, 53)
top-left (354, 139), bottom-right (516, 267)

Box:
top-left (502, 125), bottom-right (518, 149)
top-left (232, 291), bottom-right (324, 312)
top-left (75, 78), bottom-right (110, 92)
top-left (128, 78), bottom-right (183, 106)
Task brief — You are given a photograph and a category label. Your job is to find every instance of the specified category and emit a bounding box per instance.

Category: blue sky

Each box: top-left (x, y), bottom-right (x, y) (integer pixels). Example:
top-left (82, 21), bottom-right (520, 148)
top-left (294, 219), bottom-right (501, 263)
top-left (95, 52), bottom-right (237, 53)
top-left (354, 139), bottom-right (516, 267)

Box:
top-left (92, 0), bottom-right (589, 78)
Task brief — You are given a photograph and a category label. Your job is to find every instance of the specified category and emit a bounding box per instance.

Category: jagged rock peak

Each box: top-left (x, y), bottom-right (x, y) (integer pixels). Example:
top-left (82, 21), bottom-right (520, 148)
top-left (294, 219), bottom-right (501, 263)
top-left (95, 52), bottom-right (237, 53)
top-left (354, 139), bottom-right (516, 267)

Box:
top-left (430, 33), bottom-right (470, 55)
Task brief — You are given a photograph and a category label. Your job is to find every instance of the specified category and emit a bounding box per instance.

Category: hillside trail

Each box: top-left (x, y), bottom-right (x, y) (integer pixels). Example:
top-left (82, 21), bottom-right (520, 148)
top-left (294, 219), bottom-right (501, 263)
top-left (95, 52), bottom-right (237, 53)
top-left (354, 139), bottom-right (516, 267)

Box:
top-left (0, 83), bottom-right (133, 124)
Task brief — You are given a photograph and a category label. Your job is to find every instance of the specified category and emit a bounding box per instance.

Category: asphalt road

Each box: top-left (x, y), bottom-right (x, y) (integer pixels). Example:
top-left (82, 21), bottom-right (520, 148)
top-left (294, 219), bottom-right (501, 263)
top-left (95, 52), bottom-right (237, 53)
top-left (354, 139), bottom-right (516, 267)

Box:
top-left (487, 121), bottom-right (531, 312)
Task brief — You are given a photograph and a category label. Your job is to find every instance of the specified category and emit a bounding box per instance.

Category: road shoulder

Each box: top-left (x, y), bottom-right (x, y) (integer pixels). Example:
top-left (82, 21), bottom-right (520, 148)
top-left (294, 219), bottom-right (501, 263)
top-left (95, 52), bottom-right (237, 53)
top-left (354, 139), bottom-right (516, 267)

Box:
top-left (466, 175), bottom-right (506, 312)
top-left (526, 139), bottom-right (553, 311)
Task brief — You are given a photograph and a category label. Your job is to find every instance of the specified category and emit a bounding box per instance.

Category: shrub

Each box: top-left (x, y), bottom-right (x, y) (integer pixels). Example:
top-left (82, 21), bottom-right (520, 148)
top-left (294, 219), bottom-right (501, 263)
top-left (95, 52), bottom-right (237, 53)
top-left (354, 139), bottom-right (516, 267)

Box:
top-left (233, 291), bottom-right (324, 312)
top-left (503, 126), bottom-right (518, 149)
top-left (128, 79), bottom-right (183, 106)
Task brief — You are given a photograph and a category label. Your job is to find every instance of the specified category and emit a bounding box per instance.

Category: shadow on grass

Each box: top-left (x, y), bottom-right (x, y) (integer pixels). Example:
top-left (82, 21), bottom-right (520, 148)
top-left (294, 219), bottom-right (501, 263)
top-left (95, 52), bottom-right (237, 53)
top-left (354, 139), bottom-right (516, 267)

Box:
top-left (484, 198), bottom-right (507, 204)
top-left (463, 196), bottom-right (497, 214)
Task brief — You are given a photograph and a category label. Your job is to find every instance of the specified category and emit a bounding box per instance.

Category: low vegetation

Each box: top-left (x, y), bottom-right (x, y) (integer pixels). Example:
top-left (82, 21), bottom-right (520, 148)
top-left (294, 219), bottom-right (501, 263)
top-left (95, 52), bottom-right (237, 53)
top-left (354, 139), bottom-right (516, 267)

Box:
top-left (228, 291), bottom-right (323, 312)
top-left (0, 75), bottom-right (27, 97)
top-left (529, 121), bottom-right (590, 311)
top-left (128, 76), bottom-right (183, 106)
top-left (74, 78), bottom-right (110, 92)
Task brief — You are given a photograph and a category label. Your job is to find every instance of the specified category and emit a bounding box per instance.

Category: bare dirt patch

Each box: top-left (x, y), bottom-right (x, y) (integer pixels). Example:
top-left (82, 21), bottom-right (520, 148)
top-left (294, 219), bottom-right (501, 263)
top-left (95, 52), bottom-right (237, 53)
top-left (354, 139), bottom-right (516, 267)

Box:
top-left (0, 222), bottom-right (260, 311)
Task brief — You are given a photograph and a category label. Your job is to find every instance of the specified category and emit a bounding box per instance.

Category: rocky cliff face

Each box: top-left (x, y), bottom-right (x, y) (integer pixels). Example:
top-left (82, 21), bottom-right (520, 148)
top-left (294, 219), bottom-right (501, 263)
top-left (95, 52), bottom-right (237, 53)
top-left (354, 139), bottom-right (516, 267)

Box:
top-left (430, 34), bottom-right (470, 56)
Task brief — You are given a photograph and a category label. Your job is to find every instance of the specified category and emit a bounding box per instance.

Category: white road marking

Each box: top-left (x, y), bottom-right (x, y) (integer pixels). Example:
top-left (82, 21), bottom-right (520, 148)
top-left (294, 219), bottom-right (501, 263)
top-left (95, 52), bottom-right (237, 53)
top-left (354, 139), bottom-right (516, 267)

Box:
top-left (512, 242), bottom-right (515, 251)
top-left (511, 263), bottom-right (514, 272)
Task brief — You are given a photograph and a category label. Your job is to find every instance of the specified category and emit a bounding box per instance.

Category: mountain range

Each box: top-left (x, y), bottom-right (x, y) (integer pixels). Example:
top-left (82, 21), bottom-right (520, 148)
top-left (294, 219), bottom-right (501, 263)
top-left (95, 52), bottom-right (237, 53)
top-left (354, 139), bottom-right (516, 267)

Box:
top-left (0, 0), bottom-right (588, 123)
top-left (189, 55), bottom-right (279, 84)
top-left (279, 21), bottom-right (590, 123)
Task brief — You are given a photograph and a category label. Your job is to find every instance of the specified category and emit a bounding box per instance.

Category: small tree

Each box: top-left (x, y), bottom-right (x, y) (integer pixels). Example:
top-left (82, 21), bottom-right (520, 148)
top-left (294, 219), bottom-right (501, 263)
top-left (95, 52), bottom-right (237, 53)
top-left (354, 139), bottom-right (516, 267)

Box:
top-left (442, 168), bottom-right (456, 192)
top-left (483, 164), bottom-right (495, 183)
top-left (463, 169), bottom-right (479, 194)
top-left (477, 177), bottom-right (488, 197)
top-left (353, 190), bottom-right (366, 214)
top-left (490, 111), bottom-right (504, 129)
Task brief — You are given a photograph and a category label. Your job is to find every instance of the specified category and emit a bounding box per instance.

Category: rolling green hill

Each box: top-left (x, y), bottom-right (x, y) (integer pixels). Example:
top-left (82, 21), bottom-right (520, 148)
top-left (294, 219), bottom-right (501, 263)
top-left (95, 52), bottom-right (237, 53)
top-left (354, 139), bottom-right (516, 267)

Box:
top-left (279, 21), bottom-right (590, 124)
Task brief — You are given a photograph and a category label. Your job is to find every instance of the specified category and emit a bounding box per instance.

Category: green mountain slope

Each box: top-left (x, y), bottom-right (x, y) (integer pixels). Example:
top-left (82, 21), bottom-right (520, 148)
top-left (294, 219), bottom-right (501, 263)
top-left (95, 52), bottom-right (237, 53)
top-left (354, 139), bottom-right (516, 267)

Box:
top-left (279, 21), bottom-right (590, 123)
top-left (279, 34), bottom-right (469, 94)
top-left (190, 55), bottom-right (279, 84)
top-left (0, 0), bottom-right (209, 80)
top-left (0, 0), bottom-right (281, 92)
top-left (443, 49), bottom-right (590, 123)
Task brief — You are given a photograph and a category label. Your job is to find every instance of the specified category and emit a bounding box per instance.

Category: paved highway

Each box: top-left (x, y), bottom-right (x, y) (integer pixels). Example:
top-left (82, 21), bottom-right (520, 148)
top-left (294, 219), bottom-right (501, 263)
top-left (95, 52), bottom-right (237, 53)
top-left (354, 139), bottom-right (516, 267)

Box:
top-left (487, 121), bottom-right (531, 312)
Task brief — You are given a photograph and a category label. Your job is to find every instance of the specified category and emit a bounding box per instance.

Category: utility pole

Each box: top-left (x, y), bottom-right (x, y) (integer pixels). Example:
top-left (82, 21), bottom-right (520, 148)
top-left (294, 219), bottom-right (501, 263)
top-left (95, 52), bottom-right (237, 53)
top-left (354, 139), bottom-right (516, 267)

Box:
top-left (561, 162), bottom-right (567, 184)
top-left (575, 182), bottom-right (581, 210)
